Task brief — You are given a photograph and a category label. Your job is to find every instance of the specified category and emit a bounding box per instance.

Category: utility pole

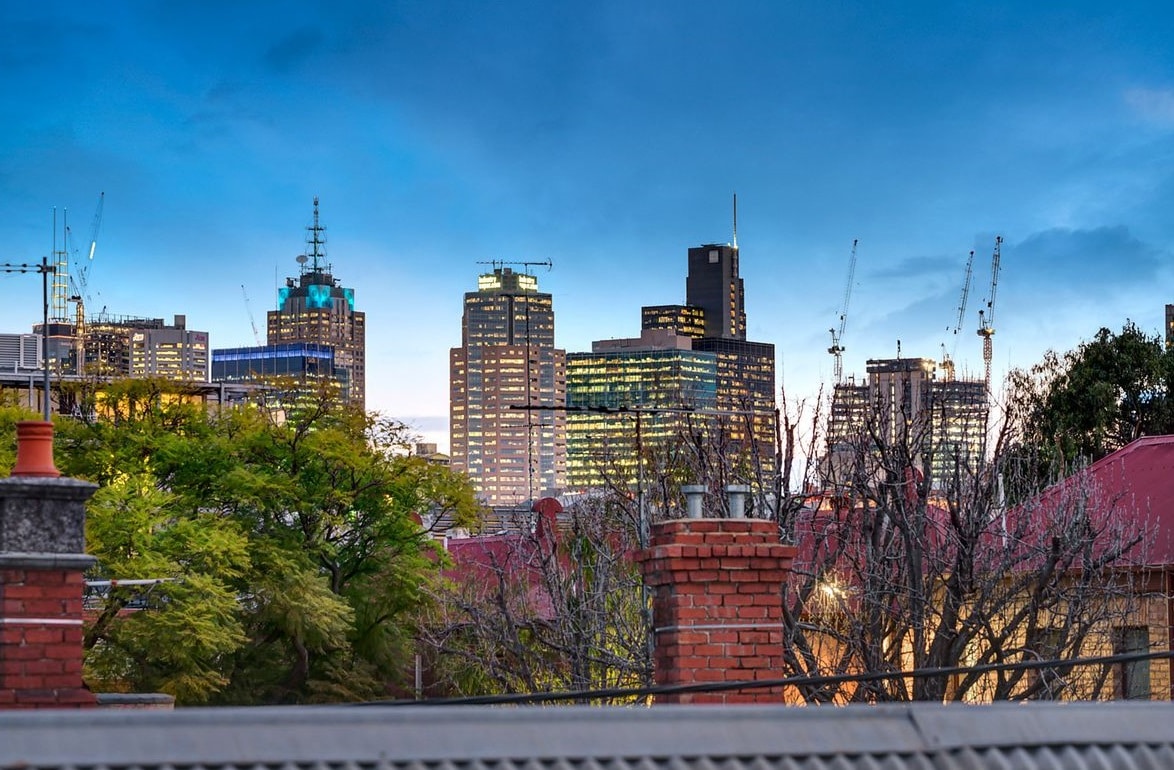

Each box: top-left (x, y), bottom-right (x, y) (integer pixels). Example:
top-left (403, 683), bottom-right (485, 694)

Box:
top-left (1, 258), bottom-right (56, 420)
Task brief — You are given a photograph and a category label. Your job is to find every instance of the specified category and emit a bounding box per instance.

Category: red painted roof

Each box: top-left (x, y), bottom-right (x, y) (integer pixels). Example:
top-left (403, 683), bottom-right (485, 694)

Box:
top-left (1044, 435), bottom-right (1174, 565)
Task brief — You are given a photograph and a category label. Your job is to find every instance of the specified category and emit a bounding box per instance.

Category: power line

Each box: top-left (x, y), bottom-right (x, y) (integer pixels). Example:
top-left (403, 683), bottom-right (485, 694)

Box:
top-left (356, 649), bottom-right (1174, 707)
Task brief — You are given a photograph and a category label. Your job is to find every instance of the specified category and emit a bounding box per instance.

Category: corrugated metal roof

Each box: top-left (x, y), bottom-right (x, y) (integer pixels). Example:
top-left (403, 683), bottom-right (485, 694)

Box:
top-left (4, 702), bottom-right (1174, 770)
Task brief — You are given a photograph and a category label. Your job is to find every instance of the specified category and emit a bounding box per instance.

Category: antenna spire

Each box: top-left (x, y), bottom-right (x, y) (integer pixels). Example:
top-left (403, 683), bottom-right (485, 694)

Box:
top-left (306, 196), bottom-right (327, 273)
top-left (732, 193), bottom-right (738, 249)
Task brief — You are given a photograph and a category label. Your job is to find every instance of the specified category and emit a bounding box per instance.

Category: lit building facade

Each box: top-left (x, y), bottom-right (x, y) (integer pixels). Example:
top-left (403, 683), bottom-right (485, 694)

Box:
top-left (212, 342), bottom-right (344, 389)
top-left (450, 267), bottom-right (566, 505)
top-left (641, 305), bottom-right (706, 340)
top-left (565, 329), bottom-right (718, 490)
top-left (267, 199), bottom-right (366, 410)
top-left (80, 314), bottom-right (209, 381)
top-left (625, 240), bottom-right (778, 479)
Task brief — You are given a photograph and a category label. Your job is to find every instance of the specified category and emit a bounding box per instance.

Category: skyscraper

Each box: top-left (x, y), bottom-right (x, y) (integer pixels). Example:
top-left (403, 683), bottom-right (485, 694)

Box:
top-left (267, 199), bottom-right (366, 410)
top-left (450, 266), bottom-right (566, 505)
top-left (640, 237), bottom-right (776, 474)
top-left (686, 244), bottom-right (746, 340)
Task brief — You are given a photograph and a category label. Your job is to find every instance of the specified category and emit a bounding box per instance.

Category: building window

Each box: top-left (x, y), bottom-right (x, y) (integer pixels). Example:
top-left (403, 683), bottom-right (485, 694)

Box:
top-left (1113, 626), bottom-right (1151, 700)
top-left (1024, 628), bottom-right (1067, 700)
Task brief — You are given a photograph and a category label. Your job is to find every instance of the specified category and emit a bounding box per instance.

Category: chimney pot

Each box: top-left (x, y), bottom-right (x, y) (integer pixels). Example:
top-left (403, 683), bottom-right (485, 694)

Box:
top-left (10, 421), bottom-right (61, 478)
top-left (680, 485), bottom-right (707, 518)
top-left (726, 484), bottom-right (751, 518)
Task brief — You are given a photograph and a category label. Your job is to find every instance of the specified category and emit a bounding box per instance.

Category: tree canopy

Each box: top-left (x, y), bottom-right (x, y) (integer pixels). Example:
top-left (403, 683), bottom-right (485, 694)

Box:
top-left (1009, 322), bottom-right (1174, 475)
top-left (4, 381), bottom-right (479, 705)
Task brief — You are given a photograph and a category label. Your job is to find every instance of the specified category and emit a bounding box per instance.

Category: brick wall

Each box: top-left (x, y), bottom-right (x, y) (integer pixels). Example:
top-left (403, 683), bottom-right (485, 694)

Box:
top-left (0, 422), bottom-right (98, 709)
top-left (0, 563), bottom-right (95, 708)
top-left (637, 518), bottom-right (796, 704)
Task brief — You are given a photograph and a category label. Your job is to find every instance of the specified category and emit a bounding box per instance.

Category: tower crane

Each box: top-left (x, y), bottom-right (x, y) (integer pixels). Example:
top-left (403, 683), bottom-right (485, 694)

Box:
top-left (940, 249), bottom-right (975, 379)
top-left (475, 258), bottom-right (553, 274)
top-left (828, 239), bottom-right (858, 384)
top-left (976, 236), bottom-right (1002, 393)
top-left (66, 192), bottom-right (104, 375)
top-left (241, 284), bottom-right (262, 346)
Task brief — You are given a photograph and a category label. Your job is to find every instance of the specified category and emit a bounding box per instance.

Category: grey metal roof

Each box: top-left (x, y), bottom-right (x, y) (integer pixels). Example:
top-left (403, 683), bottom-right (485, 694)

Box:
top-left (3, 702), bottom-right (1174, 770)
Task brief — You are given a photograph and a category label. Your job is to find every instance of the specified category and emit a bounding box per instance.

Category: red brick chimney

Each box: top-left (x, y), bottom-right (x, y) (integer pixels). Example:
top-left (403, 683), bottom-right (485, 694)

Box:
top-left (638, 517), bottom-right (796, 704)
top-left (0, 421), bottom-right (98, 708)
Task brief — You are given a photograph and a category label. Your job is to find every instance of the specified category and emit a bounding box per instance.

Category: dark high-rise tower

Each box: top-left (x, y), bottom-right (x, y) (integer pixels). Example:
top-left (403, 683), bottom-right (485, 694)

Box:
top-left (687, 244), bottom-right (746, 340)
top-left (267, 199), bottom-right (366, 409)
top-left (640, 212), bottom-right (776, 479)
top-left (450, 267), bottom-right (566, 505)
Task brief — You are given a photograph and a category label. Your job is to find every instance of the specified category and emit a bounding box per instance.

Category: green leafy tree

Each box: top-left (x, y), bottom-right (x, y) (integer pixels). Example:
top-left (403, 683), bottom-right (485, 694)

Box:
top-left (43, 379), bottom-right (478, 704)
top-left (1009, 322), bottom-right (1174, 475)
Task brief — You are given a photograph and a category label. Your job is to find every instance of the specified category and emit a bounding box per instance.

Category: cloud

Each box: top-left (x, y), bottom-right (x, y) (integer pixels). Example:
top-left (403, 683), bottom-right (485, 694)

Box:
top-left (264, 27), bottom-right (326, 73)
top-left (1124, 87), bottom-right (1174, 128)
top-left (1008, 225), bottom-right (1163, 290)
top-left (868, 254), bottom-right (956, 281)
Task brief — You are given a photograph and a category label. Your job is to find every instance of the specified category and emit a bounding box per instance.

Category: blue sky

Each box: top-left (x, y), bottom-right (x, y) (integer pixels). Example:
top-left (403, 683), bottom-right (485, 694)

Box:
top-left (4, 1), bottom-right (1174, 450)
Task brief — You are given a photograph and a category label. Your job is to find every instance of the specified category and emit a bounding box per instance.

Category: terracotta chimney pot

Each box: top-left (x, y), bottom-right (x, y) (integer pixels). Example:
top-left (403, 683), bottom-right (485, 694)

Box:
top-left (11, 421), bottom-right (61, 478)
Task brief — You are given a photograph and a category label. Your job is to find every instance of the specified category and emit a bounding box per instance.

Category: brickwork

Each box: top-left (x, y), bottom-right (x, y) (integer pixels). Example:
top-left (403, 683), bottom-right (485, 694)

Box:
top-left (637, 518), bottom-right (796, 704)
top-left (0, 421), bottom-right (99, 709)
top-left (0, 564), bottom-right (95, 708)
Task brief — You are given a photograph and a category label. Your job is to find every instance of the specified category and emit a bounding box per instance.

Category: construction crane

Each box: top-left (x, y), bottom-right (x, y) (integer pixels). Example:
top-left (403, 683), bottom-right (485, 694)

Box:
top-left (241, 284), bottom-right (262, 345)
top-left (828, 239), bottom-right (858, 384)
top-left (475, 258), bottom-right (553, 274)
top-left (940, 249), bottom-right (975, 379)
top-left (65, 192), bottom-right (104, 375)
top-left (976, 236), bottom-right (1003, 393)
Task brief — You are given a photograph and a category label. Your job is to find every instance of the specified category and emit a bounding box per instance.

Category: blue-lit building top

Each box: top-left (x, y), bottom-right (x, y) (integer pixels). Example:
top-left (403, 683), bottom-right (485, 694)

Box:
top-left (266, 198), bottom-right (366, 409)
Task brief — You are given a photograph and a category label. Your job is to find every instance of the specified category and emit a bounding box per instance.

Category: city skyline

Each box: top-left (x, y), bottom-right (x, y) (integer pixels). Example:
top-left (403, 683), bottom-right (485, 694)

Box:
top-left (5, 3), bottom-right (1174, 451)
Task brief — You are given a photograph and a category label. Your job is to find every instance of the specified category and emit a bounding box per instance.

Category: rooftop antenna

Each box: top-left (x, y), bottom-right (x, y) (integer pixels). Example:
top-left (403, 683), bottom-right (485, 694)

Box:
top-left (732, 193), bottom-right (738, 250)
top-left (306, 197), bottom-right (327, 273)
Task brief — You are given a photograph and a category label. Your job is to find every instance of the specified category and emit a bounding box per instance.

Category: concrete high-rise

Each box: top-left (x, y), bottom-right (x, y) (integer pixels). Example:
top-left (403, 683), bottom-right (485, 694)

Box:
top-left (826, 357), bottom-right (988, 488)
top-left (450, 266), bottom-right (566, 505)
top-left (267, 198), bottom-right (366, 410)
top-left (81, 314), bottom-right (209, 381)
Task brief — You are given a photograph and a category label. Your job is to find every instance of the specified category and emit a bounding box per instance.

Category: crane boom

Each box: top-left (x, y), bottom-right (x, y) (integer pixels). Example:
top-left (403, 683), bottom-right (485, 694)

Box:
top-left (827, 239), bottom-right (858, 383)
top-left (86, 192), bottom-right (104, 262)
top-left (475, 258), bottom-right (553, 274)
top-left (241, 284), bottom-right (262, 346)
top-left (954, 250), bottom-right (974, 336)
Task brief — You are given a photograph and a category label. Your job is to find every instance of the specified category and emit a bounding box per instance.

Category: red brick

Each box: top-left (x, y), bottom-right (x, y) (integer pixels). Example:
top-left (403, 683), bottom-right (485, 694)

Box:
top-left (0, 644), bottom-right (46, 660)
top-left (42, 644), bottom-right (81, 660)
top-left (27, 570), bottom-right (70, 586)
top-left (5, 675), bottom-right (49, 690)
top-left (691, 668), bottom-right (727, 682)
top-left (22, 659), bottom-right (66, 675)
top-left (21, 628), bottom-right (66, 645)
top-left (18, 599), bottom-right (70, 615)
